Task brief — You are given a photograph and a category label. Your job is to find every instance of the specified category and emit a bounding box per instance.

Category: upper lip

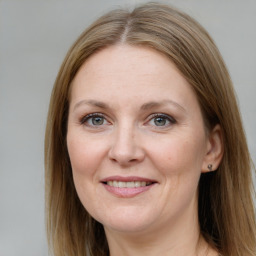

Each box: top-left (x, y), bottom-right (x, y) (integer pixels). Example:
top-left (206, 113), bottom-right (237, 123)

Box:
top-left (100, 176), bottom-right (157, 183)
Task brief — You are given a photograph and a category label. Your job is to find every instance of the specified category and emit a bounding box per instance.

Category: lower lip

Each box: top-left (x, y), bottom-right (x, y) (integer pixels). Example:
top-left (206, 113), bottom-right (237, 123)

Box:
top-left (102, 183), bottom-right (155, 198)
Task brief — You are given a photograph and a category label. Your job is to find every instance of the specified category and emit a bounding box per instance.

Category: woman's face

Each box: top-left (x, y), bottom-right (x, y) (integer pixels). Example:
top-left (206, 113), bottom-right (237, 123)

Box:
top-left (67, 45), bottom-right (212, 235)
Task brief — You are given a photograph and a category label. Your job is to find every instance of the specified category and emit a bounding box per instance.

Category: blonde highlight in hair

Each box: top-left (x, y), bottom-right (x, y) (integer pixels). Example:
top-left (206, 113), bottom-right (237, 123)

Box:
top-left (45, 3), bottom-right (256, 256)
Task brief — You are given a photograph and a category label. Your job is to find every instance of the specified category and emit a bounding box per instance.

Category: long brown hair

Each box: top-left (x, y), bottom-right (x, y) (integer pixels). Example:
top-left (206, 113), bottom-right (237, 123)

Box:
top-left (45, 3), bottom-right (256, 256)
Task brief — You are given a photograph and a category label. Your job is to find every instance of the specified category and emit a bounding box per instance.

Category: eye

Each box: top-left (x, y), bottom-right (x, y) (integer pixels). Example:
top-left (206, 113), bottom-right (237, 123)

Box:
top-left (80, 113), bottom-right (109, 127)
top-left (148, 114), bottom-right (176, 127)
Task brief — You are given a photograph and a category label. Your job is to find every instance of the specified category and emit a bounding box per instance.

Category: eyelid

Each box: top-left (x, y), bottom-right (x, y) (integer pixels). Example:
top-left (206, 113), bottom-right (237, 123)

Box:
top-left (80, 112), bottom-right (102, 123)
top-left (80, 112), bottom-right (110, 127)
top-left (146, 113), bottom-right (176, 127)
top-left (150, 113), bottom-right (176, 122)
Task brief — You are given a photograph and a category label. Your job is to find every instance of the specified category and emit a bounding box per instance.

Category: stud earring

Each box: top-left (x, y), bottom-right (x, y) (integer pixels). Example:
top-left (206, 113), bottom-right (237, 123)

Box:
top-left (207, 164), bottom-right (213, 172)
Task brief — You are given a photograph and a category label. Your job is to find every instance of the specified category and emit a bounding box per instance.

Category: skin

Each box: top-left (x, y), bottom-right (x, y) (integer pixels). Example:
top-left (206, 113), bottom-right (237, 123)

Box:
top-left (67, 45), bottom-right (223, 256)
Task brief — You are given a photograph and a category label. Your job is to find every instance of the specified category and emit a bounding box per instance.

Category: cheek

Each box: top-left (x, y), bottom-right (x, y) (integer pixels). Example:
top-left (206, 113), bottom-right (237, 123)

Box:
top-left (147, 134), bottom-right (206, 176)
top-left (66, 134), bottom-right (104, 209)
top-left (67, 133), bottom-right (106, 177)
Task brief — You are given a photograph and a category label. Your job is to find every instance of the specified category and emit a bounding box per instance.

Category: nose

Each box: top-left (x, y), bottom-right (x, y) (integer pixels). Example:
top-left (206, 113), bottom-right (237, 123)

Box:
top-left (108, 126), bottom-right (145, 166)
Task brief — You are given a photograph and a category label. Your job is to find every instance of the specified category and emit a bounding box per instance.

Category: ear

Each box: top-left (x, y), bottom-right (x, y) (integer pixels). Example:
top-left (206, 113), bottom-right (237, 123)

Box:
top-left (201, 124), bottom-right (224, 173)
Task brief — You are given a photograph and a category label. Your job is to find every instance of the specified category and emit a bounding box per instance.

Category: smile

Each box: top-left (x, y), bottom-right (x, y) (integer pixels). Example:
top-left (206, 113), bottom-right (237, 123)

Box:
top-left (105, 181), bottom-right (153, 188)
top-left (101, 176), bottom-right (157, 198)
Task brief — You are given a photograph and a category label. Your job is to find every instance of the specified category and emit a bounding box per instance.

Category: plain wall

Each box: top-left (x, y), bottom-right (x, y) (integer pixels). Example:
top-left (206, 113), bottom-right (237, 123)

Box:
top-left (0, 0), bottom-right (255, 255)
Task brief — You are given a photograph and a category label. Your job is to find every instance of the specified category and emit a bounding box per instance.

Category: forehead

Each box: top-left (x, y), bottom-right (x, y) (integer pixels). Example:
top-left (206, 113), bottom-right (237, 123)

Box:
top-left (74, 45), bottom-right (183, 83)
top-left (70, 45), bottom-right (199, 112)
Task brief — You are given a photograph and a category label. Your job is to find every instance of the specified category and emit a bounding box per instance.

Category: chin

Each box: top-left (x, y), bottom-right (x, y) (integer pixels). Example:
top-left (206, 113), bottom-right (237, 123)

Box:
top-left (94, 206), bottom-right (160, 234)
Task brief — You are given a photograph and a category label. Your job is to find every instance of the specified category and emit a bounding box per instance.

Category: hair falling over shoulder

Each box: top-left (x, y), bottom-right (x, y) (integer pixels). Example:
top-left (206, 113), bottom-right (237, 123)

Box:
top-left (45, 2), bottom-right (256, 256)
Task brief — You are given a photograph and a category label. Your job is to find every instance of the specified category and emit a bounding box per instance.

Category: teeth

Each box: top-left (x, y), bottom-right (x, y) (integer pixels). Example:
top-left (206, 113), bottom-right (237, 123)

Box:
top-left (135, 181), bottom-right (140, 187)
top-left (118, 181), bottom-right (125, 188)
top-left (106, 181), bottom-right (152, 188)
top-left (127, 181), bottom-right (134, 188)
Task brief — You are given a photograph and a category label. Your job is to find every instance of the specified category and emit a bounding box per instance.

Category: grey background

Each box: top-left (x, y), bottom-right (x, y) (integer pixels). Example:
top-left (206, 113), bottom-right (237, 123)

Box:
top-left (0, 0), bottom-right (255, 255)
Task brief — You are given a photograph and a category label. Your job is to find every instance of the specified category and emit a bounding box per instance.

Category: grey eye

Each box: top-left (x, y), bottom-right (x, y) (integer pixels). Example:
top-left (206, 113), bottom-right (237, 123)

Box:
top-left (81, 113), bottom-right (108, 127)
top-left (91, 116), bottom-right (104, 125)
top-left (147, 113), bottom-right (176, 128)
top-left (154, 116), bottom-right (167, 126)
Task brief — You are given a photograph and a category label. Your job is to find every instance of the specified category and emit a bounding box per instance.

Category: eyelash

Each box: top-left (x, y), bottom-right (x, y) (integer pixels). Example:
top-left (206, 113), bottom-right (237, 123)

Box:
top-left (147, 113), bottom-right (176, 128)
top-left (79, 113), bottom-right (176, 128)
top-left (80, 113), bottom-right (108, 126)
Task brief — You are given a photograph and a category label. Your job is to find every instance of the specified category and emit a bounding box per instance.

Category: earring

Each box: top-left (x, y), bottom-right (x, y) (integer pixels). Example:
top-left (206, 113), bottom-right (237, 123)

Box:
top-left (207, 164), bottom-right (213, 172)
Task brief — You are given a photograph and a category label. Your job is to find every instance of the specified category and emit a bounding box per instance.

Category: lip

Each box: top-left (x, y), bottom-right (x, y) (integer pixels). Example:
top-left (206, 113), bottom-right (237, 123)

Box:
top-left (101, 176), bottom-right (157, 198)
top-left (101, 176), bottom-right (157, 183)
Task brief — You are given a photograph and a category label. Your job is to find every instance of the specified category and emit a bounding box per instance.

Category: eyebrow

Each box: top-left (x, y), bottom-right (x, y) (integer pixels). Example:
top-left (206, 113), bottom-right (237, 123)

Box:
top-left (140, 100), bottom-right (186, 112)
top-left (73, 100), bottom-right (109, 111)
top-left (73, 99), bottom-right (186, 113)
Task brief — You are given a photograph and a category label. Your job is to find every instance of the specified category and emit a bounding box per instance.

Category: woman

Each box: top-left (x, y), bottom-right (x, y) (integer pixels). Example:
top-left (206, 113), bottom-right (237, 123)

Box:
top-left (45, 2), bottom-right (256, 256)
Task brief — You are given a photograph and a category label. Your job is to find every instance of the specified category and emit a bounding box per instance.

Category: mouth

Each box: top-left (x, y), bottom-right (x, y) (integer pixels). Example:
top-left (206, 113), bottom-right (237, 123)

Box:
top-left (101, 176), bottom-right (157, 198)
top-left (103, 180), bottom-right (154, 188)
